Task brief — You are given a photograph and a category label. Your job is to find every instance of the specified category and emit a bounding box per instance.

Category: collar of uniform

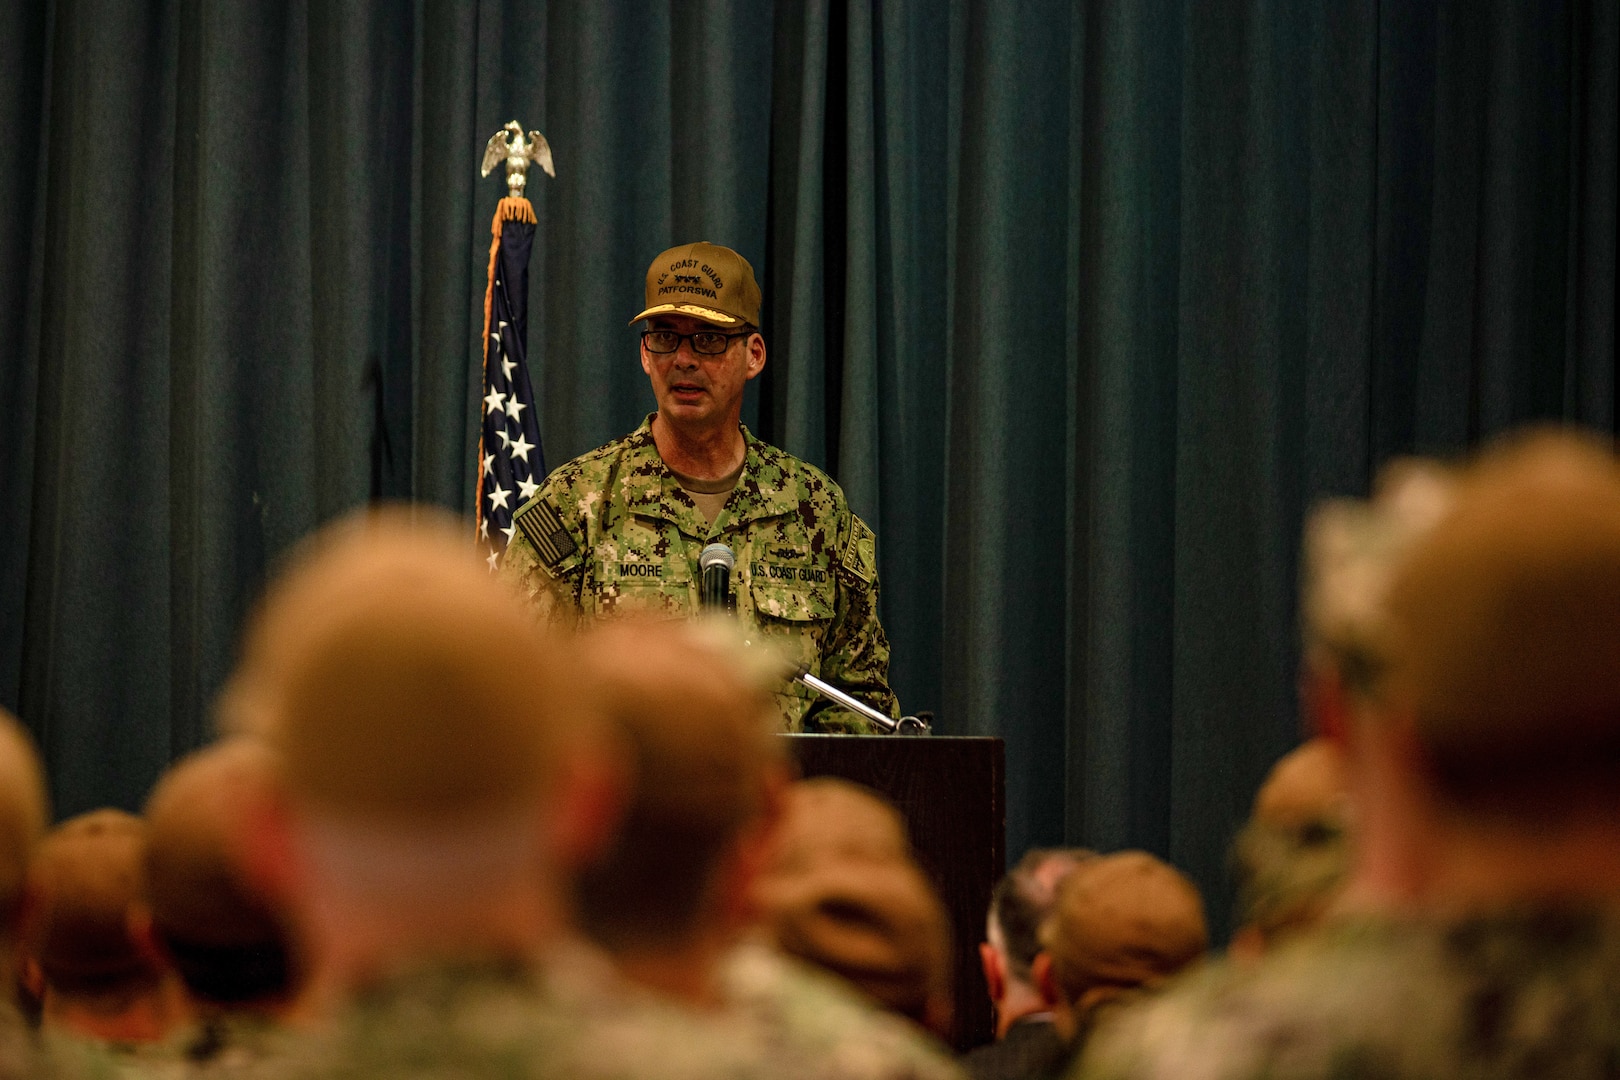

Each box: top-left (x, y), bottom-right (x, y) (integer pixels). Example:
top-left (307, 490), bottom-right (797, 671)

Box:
top-left (621, 415), bottom-right (803, 532)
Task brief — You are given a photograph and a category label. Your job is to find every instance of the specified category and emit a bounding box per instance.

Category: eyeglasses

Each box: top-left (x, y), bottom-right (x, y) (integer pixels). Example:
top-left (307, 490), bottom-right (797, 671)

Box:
top-left (641, 329), bottom-right (751, 355)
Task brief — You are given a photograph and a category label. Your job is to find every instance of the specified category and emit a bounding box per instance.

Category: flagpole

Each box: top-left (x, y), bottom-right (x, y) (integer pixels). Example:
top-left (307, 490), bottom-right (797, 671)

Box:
top-left (474, 121), bottom-right (555, 568)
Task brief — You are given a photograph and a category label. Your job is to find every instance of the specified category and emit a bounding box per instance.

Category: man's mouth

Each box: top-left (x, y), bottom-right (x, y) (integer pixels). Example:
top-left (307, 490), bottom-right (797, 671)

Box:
top-left (671, 383), bottom-right (705, 396)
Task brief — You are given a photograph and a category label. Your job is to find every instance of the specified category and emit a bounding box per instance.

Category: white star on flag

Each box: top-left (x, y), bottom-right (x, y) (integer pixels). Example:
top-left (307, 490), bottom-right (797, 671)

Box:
top-left (518, 476), bottom-right (540, 501)
top-left (510, 432), bottom-right (534, 461)
top-left (483, 388), bottom-right (506, 416)
top-left (486, 548), bottom-right (500, 572)
top-left (482, 452), bottom-right (495, 477)
top-left (501, 523), bottom-right (516, 545)
top-left (504, 396), bottom-right (527, 422)
top-left (487, 484), bottom-right (512, 511)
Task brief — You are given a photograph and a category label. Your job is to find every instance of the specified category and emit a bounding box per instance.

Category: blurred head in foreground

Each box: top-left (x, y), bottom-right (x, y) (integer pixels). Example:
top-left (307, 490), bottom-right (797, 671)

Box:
top-left (21, 809), bottom-right (187, 1043)
top-left (1229, 738), bottom-right (1349, 962)
top-left (572, 618), bottom-right (788, 1004)
top-left (979, 848), bottom-right (1095, 1038)
top-left (1299, 458), bottom-right (1456, 739)
top-left (1346, 429), bottom-right (1620, 909)
top-left (755, 778), bottom-right (953, 1038)
top-left (0, 710), bottom-right (47, 958)
top-left (224, 507), bottom-right (614, 994)
top-left (143, 737), bottom-right (299, 1015)
top-left (1034, 850), bottom-right (1207, 1044)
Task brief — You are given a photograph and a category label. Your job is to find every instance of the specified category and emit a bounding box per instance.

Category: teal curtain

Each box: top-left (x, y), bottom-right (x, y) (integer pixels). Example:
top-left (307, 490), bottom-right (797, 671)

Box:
top-left (3, 0), bottom-right (1614, 937)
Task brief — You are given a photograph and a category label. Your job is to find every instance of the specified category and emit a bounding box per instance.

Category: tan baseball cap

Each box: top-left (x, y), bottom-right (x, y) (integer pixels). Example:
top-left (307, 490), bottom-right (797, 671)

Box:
top-left (143, 738), bottom-right (285, 950)
top-left (628, 241), bottom-right (762, 328)
top-left (24, 809), bottom-right (155, 990)
top-left (1039, 850), bottom-right (1207, 1002)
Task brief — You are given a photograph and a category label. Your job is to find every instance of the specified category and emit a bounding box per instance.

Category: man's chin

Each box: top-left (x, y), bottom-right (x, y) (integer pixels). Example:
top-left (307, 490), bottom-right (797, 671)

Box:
top-left (660, 398), bottom-right (713, 423)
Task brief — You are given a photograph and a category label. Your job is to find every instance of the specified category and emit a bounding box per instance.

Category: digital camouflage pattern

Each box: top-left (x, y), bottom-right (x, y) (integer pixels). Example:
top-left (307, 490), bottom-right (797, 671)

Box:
top-left (1073, 908), bottom-right (1620, 1080)
top-left (503, 416), bottom-right (898, 732)
top-left (248, 942), bottom-right (964, 1080)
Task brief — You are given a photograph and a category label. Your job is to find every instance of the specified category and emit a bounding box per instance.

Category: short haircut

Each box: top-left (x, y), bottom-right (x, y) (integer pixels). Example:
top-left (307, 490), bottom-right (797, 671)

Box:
top-left (986, 848), bottom-right (1094, 980)
top-left (573, 620), bottom-right (783, 950)
top-left (223, 507), bottom-right (580, 829)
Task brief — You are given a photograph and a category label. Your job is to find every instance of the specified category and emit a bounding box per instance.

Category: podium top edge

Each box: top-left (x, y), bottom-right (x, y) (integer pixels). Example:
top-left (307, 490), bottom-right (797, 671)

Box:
top-left (777, 733), bottom-right (1004, 743)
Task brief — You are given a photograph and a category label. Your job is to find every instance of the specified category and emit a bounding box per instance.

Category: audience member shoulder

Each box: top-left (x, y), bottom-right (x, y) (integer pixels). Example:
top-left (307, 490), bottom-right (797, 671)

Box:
top-left (719, 942), bottom-right (965, 1080)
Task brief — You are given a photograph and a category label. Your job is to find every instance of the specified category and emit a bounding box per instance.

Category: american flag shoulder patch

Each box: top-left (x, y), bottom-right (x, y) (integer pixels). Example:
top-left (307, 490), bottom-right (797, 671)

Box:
top-left (515, 498), bottom-right (579, 569)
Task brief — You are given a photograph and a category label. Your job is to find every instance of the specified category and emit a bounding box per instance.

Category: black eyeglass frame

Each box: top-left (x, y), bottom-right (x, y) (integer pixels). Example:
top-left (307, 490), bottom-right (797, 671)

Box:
top-left (640, 329), bottom-right (754, 356)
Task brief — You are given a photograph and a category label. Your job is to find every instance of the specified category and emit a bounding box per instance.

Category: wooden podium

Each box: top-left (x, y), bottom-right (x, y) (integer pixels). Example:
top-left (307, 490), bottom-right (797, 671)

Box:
top-left (783, 734), bottom-right (1005, 1050)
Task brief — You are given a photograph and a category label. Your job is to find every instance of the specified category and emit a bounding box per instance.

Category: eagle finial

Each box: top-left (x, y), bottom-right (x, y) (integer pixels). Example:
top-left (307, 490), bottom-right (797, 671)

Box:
top-left (480, 120), bottom-right (556, 199)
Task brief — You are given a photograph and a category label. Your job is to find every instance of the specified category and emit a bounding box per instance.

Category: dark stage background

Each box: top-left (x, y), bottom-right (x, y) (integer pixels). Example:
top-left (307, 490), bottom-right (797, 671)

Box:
top-left (2, 0), bottom-right (1615, 939)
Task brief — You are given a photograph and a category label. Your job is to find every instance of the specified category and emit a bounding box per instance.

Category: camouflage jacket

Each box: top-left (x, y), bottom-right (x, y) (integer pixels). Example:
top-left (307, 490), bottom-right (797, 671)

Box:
top-left (502, 416), bottom-right (898, 732)
top-left (1073, 907), bottom-right (1620, 1080)
top-left (252, 943), bottom-right (963, 1080)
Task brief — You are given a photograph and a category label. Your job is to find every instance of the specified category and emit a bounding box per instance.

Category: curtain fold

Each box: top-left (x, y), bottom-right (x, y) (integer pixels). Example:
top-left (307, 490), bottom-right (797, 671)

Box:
top-left (3, 0), bottom-right (1614, 935)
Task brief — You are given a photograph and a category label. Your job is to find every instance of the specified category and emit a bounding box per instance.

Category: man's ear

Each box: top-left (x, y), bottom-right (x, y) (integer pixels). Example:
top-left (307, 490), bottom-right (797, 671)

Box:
top-left (719, 764), bottom-right (794, 930)
top-left (1032, 950), bottom-right (1062, 1008)
top-left (979, 942), bottom-right (1006, 1003)
top-left (21, 956), bottom-right (43, 1000)
top-left (638, 329), bottom-right (655, 377)
top-left (1302, 664), bottom-right (1351, 746)
top-left (545, 743), bottom-right (628, 873)
top-left (237, 781), bottom-right (306, 917)
top-left (126, 904), bottom-right (171, 973)
top-left (744, 334), bottom-right (766, 380)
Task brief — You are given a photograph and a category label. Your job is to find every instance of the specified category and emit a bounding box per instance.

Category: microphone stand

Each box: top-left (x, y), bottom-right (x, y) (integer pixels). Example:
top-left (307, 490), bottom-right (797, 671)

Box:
top-left (794, 669), bottom-right (930, 736)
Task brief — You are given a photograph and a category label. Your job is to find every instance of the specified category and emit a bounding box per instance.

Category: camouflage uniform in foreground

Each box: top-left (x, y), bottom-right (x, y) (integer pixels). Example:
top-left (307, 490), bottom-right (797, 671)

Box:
top-left (505, 416), bottom-right (897, 732)
top-left (255, 941), bottom-right (962, 1080)
top-left (1073, 909), bottom-right (1620, 1080)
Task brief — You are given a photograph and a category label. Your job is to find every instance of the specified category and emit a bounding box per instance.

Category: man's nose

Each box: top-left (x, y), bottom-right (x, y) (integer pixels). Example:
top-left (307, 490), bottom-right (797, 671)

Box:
top-left (673, 343), bottom-right (702, 367)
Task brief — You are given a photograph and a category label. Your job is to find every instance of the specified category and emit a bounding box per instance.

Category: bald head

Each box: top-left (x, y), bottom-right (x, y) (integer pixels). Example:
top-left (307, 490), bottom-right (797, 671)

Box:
top-left (226, 507), bottom-right (582, 826)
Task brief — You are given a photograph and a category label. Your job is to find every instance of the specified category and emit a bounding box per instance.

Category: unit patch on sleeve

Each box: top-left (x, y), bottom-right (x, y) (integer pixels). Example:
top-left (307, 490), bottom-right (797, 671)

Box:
top-left (841, 515), bottom-right (877, 585)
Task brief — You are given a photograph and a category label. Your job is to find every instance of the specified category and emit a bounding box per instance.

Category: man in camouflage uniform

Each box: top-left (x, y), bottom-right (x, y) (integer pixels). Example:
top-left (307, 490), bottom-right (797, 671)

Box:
top-left (502, 241), bottom-right (897, 732)
top-left (1074, 430), bottom-right (1620, 1080)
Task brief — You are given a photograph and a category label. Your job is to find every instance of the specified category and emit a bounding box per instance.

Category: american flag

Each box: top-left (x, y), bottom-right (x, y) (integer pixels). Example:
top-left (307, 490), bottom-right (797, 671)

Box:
top-left (477, 202), bottom-right (546, 570)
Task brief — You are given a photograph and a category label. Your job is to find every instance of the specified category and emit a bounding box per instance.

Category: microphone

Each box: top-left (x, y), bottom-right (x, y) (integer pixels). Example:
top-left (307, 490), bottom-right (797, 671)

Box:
top-left (699, 543), bottom-right (735, 612)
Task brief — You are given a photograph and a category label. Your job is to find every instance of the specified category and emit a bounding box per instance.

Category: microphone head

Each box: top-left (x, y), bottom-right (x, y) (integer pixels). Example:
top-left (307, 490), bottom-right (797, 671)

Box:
top-left (700, 543), bottom-right (736, 573)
